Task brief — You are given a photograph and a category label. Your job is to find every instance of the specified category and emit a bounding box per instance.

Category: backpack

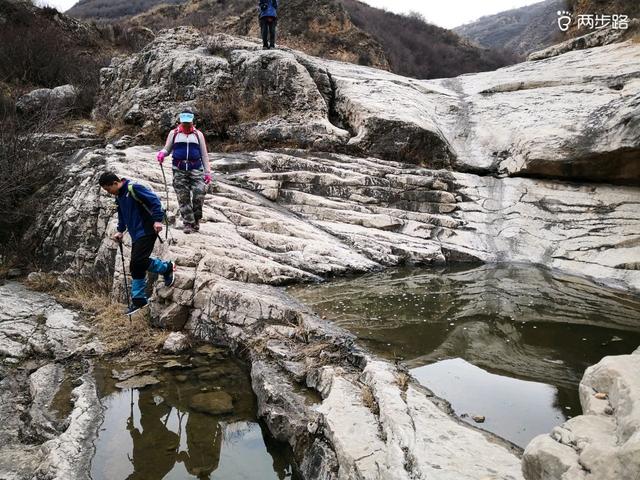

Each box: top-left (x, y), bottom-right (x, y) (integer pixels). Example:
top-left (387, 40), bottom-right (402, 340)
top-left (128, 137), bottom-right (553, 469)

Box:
top-left (259, 0), bottom-right (268, 11)
top-left (127, 183), bottom-right (168, 227)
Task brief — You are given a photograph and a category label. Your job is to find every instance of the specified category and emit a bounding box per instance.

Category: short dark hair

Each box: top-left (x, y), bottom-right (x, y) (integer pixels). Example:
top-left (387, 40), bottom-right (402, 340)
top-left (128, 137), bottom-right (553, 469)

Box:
top-left (98, 172), bottom-right (121, 186)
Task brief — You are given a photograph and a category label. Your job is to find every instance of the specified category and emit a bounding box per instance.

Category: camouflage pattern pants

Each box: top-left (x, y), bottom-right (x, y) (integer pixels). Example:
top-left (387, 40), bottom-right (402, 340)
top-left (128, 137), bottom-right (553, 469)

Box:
top-left (172, 168), bottom-right (206, 224)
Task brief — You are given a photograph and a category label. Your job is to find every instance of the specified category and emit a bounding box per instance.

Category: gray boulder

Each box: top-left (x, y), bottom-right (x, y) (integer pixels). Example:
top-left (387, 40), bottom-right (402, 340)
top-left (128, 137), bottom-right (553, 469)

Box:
top-left (523, 350), bottom-right (640, 480)
top-left (16, 84), bottom-right (78, 115)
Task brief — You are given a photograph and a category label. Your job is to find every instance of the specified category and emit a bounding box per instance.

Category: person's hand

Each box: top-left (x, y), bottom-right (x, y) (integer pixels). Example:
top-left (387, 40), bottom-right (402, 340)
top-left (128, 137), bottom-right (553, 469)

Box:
top-left (153, 222), bottom-right (163, 234)
top-left (156, 151), bottom-right (166, 164)
top-left (113, 232), bottom-right (124, 243)
top-left (204, 173), bottom-right (212, 185)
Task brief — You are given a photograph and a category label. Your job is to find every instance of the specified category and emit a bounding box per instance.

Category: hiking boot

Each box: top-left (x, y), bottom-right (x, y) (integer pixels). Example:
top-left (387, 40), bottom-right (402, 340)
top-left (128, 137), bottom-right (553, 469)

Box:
top-left (163, 261), bottom-right (175, 287)
top-left (193, 221), bottom-right (200, 232)
top-left (183, 223), bottom-right (194, 234)
top-left (126, 299), bottom-right (148, 315)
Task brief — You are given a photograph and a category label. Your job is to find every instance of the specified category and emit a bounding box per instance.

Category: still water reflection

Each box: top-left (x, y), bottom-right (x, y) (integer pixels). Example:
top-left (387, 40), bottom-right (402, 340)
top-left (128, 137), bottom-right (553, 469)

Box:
top-left (91, 353), bottom-right (296, 480)
top-left (288, 264), bottom-right (640, 448)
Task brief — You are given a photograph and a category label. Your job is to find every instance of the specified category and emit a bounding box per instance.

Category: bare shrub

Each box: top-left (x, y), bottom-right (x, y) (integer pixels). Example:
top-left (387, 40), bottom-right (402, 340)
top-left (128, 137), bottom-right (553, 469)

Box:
top-left (0, 97), bottom-right (68, 259)
top-left (0, 0), bottom-right (110, 114)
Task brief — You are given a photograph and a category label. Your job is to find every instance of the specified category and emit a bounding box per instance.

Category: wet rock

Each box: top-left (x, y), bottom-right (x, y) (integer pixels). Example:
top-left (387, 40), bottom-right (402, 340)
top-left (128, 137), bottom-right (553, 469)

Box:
top-left (523, 351), bottom-right (640, 480)
top-left (175, 374), bottom-right (188, 383)
top-left (189, 391), bottom-right (234, 415)
top-left (37, 373), bottom-right (103, 479)
top-left (299, 438), bottom-right (339, 480)
top-left (115, 375), bottom-right (160, 390)
top-left (162, 332), bottom-right (190, 353)
top-left (472, 415), bottom-right (486, 423)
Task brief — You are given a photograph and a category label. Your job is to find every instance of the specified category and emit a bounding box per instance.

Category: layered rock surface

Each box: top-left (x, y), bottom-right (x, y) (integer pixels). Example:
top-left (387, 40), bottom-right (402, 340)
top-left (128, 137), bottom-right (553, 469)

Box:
top-left (25, 141), bottom-right (639, 478)
top-left (98, 28), bottom-right (640, 184)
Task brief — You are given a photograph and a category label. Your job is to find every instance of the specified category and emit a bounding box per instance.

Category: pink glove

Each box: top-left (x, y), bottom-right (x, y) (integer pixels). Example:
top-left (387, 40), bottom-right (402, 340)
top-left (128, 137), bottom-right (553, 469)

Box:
top-left (156, 151), bottom-right (166, 164)
top-left (204, 173), bottom-right (212, 185)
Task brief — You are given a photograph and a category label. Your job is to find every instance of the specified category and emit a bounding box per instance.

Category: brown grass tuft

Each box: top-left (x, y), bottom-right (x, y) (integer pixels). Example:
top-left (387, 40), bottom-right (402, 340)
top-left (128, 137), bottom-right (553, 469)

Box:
top-left (361, 385), bottom-right (380, 415)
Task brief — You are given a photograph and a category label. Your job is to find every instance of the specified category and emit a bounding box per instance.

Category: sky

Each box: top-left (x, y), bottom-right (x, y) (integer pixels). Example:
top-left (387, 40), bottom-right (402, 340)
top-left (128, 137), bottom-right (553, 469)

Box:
top-left (40, 0), bottom-right (544, 29)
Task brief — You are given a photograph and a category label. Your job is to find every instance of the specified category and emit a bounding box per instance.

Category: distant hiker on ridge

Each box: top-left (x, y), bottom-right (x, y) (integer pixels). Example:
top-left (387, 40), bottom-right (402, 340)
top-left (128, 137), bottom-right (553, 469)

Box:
top-left (156, 111), bottom-right (213, 235)
top-left (258, 0), bottom-right (279, 49)
top-left (99, 172), bottom-right (175, 315)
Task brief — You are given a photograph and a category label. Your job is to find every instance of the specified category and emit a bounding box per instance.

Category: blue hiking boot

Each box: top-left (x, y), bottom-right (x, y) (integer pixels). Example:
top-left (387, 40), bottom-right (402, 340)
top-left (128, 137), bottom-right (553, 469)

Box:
top-left (163, 261), bottom-right (175, 288)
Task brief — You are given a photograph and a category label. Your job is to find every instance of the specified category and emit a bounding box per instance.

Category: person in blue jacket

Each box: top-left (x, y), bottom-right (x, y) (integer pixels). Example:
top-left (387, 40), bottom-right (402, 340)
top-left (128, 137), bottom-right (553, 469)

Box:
top-left (99, 172), bottom-right (175, 314)
top-left (258, 0), bottom-right (279, 49)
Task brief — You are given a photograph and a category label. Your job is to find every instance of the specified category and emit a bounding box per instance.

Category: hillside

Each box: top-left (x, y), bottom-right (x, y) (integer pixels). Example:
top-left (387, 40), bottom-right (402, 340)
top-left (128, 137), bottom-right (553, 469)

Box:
top-left (339, 0), bottom-right (517, 78)
top-left (67, 0), bottom-right (517, 79)
top-left (66, 0), bottom-right (188, 20)
top-left (453, 0), bottom-right (565, 58)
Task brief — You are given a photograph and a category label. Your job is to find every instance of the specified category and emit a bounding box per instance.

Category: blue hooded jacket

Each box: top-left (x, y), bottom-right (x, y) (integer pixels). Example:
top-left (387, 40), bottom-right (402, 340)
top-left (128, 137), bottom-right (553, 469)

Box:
top-left (115, 180), bottom-right (164, 243)
top-left (258, 0), bottom-right (278, 18)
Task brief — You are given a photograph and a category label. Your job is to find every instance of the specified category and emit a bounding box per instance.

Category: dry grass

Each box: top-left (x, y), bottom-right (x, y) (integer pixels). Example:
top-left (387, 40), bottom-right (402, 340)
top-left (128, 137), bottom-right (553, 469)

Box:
top-left (396, 372), bottom-right (410, 392)
top-left (361, 385), bottom-right (380, 415)
top-left (92, 304), bottom-right (169, 357)
top-left (25, 273), bottom-right (169, 358)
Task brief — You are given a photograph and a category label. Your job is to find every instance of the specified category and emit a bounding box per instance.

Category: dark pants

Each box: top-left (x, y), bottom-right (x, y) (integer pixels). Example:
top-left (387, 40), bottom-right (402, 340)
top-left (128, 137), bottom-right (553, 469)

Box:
top-left (260, 16), bottom-right (277, 48)
top-left (130, 234), bottom-right (156, 280)
top-left (129, 234), bottom-right (171, 307)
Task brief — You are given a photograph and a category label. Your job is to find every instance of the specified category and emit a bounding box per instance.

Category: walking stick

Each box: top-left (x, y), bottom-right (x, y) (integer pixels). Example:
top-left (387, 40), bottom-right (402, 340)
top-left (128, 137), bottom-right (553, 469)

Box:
top-left (160, 163), bottom-right (171, 242)
top-left (118, 241), bottom-right (131, 309)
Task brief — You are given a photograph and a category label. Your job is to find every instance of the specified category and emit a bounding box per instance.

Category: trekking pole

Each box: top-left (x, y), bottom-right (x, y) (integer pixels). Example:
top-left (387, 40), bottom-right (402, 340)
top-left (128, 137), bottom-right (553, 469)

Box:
top-left (118, 241), bottom-right (131, 309)
top-left (160, 163), bottom-right (171, 242)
